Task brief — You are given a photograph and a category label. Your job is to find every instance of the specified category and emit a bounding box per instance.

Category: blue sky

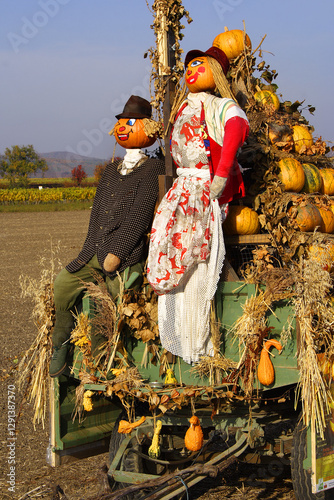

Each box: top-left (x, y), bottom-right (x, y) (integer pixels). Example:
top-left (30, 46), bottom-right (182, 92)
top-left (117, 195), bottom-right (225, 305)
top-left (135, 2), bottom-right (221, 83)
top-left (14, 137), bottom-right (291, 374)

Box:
top-left (1, 0), bottom-right (333, 162)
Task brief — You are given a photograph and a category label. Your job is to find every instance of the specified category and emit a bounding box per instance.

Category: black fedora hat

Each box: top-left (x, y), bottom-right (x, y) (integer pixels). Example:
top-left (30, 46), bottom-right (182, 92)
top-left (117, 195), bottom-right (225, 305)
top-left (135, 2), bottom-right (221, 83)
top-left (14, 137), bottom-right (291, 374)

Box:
top-left (115, 95), bottom-right (152, 120)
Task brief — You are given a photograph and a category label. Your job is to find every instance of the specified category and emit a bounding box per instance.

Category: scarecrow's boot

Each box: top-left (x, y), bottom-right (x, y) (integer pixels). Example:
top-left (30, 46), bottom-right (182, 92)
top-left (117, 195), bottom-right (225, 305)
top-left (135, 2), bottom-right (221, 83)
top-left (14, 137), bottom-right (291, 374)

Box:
top-left (49, 310), bottom-right (75, 378)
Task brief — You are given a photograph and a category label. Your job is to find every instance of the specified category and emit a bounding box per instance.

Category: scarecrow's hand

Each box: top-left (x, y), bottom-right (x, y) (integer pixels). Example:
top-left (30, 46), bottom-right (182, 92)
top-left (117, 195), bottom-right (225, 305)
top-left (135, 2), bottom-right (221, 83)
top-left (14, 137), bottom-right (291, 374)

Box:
top-left (210, 176), bottom-right (227, 200)
top-left (104, 253), bottom-right (121, 272)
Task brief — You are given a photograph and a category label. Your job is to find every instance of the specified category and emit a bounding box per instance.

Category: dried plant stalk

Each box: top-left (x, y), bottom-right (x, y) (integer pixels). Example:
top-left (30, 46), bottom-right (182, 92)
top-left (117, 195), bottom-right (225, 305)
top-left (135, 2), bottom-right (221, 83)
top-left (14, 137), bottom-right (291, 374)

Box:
top-left (18, 241), bottom-right (61, 428)
top-left (293, 258), bottom-right (334, 437)
top-left (191, 303), bottom-right (237, 385)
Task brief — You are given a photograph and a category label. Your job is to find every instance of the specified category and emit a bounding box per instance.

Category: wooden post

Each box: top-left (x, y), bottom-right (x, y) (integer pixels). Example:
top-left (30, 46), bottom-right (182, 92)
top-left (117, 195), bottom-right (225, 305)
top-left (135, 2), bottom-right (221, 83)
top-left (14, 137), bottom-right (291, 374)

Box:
top-left (156, 7), bottom-right (177, 201)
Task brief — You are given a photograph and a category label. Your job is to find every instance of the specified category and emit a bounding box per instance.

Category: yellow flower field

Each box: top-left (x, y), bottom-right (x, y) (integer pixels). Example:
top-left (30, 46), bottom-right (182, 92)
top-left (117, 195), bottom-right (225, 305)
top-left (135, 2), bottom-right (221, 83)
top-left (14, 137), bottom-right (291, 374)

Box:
top-left (0, 187), bottom-right (97, 204)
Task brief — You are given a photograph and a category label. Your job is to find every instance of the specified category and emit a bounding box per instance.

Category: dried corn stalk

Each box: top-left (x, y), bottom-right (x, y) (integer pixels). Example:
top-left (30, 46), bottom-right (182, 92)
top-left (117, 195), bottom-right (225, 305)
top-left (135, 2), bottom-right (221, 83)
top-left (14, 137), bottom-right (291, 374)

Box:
top-left (146, 0), bottom-right (192, 134)
top-left (191, 302), bottom-right (237, 386)
top-left (293, 258), bottom-right (334, 437)
top-left (18, 241), bottom-right (61, 428)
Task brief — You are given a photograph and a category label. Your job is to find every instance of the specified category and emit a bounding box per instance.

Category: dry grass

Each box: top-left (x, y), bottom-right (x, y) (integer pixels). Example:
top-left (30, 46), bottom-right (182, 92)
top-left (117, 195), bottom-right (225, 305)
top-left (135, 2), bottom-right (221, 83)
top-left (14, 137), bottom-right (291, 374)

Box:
top-left (191, 303), bottom-right (238, 385)
top-left (237, 251), bottom-right (334, 436)
top-left (292, 257), bottom-right (334, 437)
top-left (77, 273), bottom-right (120, 373)
top-left (17, 241), bottom-right (61, 428)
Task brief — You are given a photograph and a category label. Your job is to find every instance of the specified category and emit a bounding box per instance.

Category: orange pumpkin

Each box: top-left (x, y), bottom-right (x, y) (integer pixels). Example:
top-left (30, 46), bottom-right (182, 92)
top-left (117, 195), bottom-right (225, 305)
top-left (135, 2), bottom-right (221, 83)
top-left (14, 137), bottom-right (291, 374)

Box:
top-left (257, 339), bottom-right (282, 387)
top-left (213, 28), bottom-right (251, 60)
top-left (223, 206), bottom-right (260, 235)
top-left (185, 56), bottom-right (216, 93)
top-left (278, 158), bottom-right (305, 192)
top-left (319, 168), bottom-right (334, 195)
top-left (184, 415), bottom-right (204, 452)
top-left (317, 206), bottom-right (334, 233)
top-left (288, 203), bottom-right (322, 232)
top-left (114, 118), bottom-right (156, 149)
top-left (254, 90), bottom-right (280, 111)
top-left (301, 163), bottom-right (322, 193)
top-left (292, 125), bottom-right (313, 153)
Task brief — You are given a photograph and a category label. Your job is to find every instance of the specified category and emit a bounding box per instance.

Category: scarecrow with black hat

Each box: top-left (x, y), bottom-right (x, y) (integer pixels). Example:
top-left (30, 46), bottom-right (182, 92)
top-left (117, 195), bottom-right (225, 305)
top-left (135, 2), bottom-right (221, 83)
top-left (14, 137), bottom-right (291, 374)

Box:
top-left (147, 47), bottom-right (249, 364)
top-left (49, 96), bottom-right (164, 377)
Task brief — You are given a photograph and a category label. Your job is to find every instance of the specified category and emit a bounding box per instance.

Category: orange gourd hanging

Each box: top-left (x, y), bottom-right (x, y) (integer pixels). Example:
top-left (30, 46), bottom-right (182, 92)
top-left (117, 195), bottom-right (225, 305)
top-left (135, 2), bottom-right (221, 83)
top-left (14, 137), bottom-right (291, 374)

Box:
top-left (184, 415), bottom-right (204, 452)
top-left (257, 339), bottom-right (283, 387)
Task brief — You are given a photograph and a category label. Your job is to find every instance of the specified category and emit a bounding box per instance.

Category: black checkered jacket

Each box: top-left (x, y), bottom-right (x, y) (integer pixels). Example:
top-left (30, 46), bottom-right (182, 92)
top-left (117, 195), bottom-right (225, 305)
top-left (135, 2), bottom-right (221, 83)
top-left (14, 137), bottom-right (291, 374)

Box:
top-left (66, 157), bottom-right (165, 277)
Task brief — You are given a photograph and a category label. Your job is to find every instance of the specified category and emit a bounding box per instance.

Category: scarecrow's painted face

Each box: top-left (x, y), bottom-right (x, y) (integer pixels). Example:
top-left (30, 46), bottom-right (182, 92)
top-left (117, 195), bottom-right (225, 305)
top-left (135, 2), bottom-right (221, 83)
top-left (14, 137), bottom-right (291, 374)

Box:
top-left (185, 56), bottom-right (216, 93)
top-left (114, 118), bottom-right (156, 149)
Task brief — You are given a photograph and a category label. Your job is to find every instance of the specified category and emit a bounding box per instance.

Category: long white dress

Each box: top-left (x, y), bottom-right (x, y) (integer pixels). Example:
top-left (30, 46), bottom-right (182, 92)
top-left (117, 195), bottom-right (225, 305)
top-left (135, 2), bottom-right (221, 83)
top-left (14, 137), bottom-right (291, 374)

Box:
top-left (147, 92), bottom-right (243, 364)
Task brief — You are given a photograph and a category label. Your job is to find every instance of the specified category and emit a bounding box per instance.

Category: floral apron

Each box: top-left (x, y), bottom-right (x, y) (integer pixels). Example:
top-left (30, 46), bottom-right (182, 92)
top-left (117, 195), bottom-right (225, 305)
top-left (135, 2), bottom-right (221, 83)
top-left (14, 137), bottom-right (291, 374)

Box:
top-left (147, 94), bottom-right (226, 364)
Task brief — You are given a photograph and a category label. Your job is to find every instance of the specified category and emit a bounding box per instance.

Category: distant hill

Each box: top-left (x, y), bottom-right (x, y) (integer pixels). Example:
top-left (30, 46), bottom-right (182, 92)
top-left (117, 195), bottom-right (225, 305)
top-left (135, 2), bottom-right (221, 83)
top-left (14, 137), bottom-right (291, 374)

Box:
top-left (39, 151), bottom-right (109, 178)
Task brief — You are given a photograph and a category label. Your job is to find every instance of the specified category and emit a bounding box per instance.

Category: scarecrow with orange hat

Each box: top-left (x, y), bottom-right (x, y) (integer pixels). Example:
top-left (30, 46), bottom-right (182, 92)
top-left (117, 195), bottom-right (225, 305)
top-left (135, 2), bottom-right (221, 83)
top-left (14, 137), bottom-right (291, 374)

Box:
top-left (147, 47), bottom-right (249, 364)
top-left (49, 96), bottom-right (164, 377)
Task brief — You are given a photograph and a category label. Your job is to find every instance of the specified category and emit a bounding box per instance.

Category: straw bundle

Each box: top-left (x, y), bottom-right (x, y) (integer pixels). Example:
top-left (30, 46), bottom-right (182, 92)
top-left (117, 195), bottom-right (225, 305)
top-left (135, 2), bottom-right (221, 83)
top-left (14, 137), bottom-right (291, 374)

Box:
top-left (79, 275), bottom-right (119, 372)
top-left (292, 257), bottom-right (334, 437)
top-left (18, 243), bottom-right (61, 428)
top-left (191, 302), bottom-right (237, 385)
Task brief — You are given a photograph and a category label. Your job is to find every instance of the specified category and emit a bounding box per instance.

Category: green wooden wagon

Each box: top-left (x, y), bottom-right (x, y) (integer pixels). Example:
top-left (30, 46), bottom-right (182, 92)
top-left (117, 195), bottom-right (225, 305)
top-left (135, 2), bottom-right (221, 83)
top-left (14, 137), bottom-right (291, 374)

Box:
top-left (48, 236), bottom-right (334, 500)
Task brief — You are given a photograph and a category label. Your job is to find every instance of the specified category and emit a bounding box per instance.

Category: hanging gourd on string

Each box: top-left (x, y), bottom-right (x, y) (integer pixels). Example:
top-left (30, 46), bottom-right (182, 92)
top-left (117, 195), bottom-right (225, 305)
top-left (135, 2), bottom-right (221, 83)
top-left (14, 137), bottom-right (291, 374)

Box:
top-left (184, 415), bottom-right (204, 451)
top-left (257, 339), bottom-right (283, 387)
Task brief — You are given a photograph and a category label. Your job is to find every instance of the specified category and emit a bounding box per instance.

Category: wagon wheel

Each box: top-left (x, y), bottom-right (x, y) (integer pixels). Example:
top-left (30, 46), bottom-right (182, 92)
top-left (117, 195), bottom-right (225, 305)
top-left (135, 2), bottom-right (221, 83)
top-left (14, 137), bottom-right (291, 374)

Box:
top-left (108, 412), bottom-right (201, 499)
top-left (291, 416), bottom-right (330, 500)
top-left (108, 412), bottom-right (147, 500)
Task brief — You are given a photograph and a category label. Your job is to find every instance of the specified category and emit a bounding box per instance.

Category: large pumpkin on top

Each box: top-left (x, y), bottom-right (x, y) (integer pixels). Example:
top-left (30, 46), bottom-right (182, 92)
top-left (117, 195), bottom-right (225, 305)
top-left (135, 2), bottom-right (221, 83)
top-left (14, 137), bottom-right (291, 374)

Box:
top-left (114, 118), bottom-right (156, 149)
top-left (212, 28), bottom-right (251, 60)
top-left (293, 125), bottom-right (313, 153)
top-left (301, 163), bottom-right (322, 193)
top-left (278, 158), bottom-right (305, 192)
top-left (223, 206), bottom-right (260, 235)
